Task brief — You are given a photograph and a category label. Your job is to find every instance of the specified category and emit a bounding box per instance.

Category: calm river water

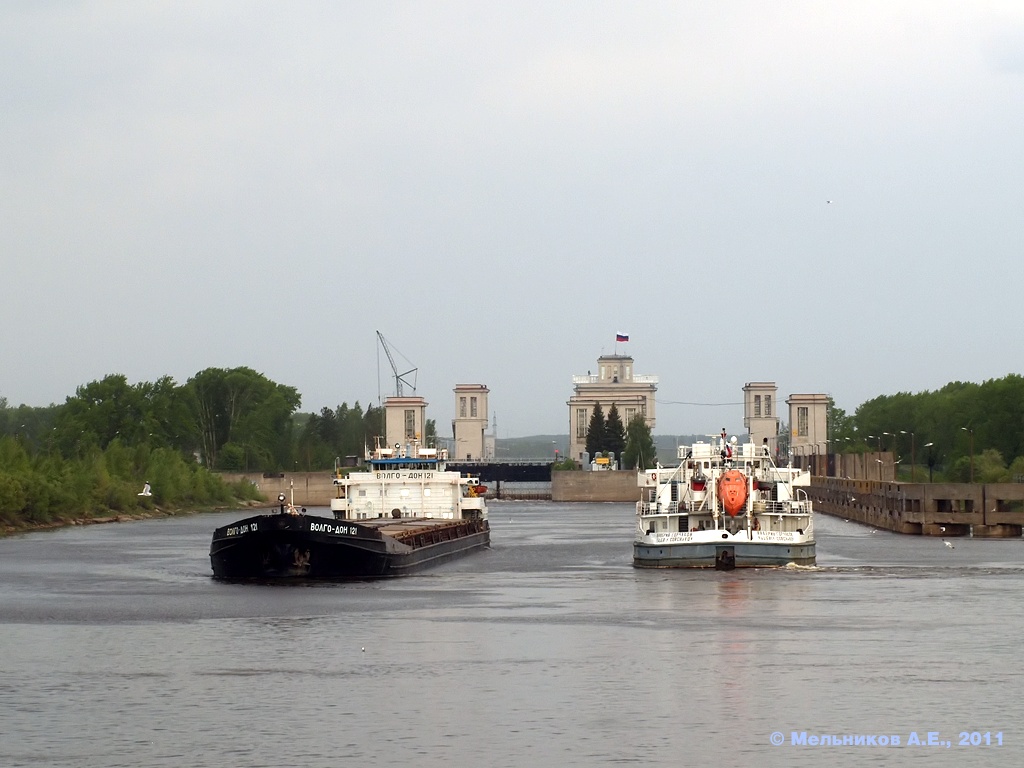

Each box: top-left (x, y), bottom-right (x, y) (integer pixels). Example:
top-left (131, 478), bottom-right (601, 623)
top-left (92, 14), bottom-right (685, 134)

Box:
top-left (2, 503), bottom-right (1023, 767)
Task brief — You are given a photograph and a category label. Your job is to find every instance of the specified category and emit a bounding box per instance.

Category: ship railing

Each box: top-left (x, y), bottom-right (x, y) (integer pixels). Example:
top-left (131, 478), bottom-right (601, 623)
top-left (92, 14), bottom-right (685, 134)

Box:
top-left (755, 499), bottom-right (812, 515)
top-left (637, 500), bottom-right (684, 516)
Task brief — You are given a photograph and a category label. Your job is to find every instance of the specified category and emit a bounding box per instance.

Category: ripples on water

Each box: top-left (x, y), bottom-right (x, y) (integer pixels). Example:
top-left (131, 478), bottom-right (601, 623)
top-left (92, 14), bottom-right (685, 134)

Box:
top-left (2, 505), bottom-right (1023, 767)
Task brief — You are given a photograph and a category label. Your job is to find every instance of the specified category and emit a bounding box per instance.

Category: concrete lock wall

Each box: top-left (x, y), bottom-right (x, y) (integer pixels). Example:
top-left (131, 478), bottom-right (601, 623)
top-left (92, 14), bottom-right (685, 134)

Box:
top-left (552, 470), bottom-right (641, 502)
top-left (807, 477), bottom-right (1023, 537)
top-left (221, 469), bottom-right (643, 505)
top-left (219, 472), bottom-right (339, 507)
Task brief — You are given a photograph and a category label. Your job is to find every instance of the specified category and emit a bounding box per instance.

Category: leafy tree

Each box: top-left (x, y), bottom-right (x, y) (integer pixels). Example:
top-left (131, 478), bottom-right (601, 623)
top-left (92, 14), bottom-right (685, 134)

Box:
top-left (296, 400), bottom-right (387, 469)
top-left (605, 404), bottom-right (626, 459)
top-left (622, 415), bottom-right (657, 470)
top-left (585, 403), bottom-right (606, 459)
top-left (0, 400), bottom-right (61, 454)
top-left (975, 448), bottom-right (1008, 483)
top-left (185, 367), bottom-right (300, 470)
top-left (849, 374), bottom-right (1024, 473)
top-left (53, 375), bottom-right (148, 455)
top-left (826, 397), bottom-right (854, 445)
top-left (50, 375), bottom-right (196, 458)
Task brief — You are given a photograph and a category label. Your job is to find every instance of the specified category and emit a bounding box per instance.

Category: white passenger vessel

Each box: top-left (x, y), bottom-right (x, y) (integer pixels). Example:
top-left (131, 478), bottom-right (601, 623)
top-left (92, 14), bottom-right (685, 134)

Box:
top-left (634, 436), bottom-right (815, 569)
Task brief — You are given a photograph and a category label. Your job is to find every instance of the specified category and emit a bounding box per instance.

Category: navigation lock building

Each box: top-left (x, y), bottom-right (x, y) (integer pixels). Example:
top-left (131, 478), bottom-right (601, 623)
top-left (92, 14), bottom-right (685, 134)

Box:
top-left (567, 354), bottom-right (657, 463)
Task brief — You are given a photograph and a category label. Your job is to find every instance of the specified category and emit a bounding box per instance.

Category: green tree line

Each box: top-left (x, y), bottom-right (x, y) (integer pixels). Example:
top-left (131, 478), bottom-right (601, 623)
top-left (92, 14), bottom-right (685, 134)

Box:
top-left (0, 367), bottom-right (387, 529)
top-left (828, 374), bottom-right (1024, 482)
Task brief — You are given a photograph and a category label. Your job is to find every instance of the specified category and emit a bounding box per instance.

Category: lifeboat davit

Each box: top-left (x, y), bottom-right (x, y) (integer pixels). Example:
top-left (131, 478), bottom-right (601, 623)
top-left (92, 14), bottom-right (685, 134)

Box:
top-left (718, 470), bottom-right (748, 517)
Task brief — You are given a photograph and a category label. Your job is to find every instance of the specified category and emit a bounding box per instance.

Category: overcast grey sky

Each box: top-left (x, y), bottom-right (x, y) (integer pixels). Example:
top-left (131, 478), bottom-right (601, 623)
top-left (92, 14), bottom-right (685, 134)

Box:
top-left (3, 2), bottom-right (1023, 438)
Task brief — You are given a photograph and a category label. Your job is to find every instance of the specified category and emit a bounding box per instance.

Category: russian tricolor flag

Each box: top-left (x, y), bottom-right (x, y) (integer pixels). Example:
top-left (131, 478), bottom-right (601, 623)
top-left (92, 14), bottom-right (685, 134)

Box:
top-left (616, 333), bottom-right (629, 342)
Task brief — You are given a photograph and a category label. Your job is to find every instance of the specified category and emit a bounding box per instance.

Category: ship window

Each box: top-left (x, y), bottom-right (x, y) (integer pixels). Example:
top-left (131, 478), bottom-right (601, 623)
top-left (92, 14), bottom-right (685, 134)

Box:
top-left (424, 488), bottom-right (431, 496)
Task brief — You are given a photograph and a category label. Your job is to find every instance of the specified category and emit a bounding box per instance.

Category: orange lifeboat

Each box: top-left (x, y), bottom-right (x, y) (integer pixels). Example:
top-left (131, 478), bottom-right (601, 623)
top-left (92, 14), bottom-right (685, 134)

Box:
top-left (718, 470), bottom-right (748, 517)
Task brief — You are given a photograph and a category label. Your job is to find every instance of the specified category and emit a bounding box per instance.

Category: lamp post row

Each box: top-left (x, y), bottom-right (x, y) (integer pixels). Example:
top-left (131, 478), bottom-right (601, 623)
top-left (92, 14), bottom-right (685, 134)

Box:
top-left (832, 429), bottom-right (969, 483)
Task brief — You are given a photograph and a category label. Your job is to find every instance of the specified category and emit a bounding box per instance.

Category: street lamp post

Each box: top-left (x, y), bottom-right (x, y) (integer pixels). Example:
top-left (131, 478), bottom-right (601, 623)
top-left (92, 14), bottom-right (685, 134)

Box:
top-left (961, 427), bottom-right (974, 483)
top-left (900, 430), bottom-right (916, 482)
top-left (923, 442), bottom-right (934, 483)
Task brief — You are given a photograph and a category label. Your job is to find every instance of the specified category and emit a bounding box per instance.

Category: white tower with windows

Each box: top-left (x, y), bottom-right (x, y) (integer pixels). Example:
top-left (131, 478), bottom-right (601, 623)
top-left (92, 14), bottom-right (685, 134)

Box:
top-left (452, 384), bottom-right (489, 460)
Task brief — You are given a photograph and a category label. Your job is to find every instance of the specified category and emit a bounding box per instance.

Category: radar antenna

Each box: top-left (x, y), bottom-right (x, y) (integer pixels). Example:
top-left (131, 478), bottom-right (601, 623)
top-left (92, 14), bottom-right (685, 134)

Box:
top-left (376, 331), bottom-right (418, 398)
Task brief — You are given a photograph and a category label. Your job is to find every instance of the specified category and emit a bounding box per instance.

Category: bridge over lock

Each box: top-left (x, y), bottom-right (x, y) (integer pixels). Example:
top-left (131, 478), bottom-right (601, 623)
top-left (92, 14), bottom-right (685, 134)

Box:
top-left (445, 460), bottom-right (553, 499)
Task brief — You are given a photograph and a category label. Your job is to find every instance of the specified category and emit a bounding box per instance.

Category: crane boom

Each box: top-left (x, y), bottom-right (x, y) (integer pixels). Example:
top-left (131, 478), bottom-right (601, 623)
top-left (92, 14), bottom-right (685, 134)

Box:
top-left (376, 331), bottom-right (417, 397)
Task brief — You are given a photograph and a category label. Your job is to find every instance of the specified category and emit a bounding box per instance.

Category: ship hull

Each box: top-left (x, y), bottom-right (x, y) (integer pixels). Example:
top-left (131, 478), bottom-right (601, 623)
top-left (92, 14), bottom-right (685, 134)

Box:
top-left (210, 513), bottom-right (489, 580)
top-left (633, 540), bottom-right (815, 569)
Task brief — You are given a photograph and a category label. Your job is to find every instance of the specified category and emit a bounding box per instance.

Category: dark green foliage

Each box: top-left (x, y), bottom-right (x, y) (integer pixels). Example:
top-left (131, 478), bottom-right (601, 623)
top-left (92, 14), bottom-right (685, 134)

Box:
top-left (585, 403), bottom-right (606, 459)
top-left (0, 367), bottom-right (297, 528)
top-left (185, 367), bottom-right (301, 470)
top-left (605, 404), bottom-right (626, 459)
top-left (850, 374), bottom-right (1024, 481)
top-left (297, 402), bottom-right (385, 470)
top-left (0, 432), bottom-right (258, 529)
top-left (623, 415), bottom-right (657, 470)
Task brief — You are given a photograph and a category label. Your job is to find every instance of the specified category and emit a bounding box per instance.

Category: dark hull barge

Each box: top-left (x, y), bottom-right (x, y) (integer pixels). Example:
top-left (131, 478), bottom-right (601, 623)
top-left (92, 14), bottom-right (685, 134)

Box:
top-left (210, 510), bottom-right (489, 580)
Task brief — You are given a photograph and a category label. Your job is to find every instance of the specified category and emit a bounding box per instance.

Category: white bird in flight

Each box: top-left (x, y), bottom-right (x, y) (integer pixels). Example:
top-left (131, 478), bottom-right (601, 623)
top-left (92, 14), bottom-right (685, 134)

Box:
top-left (943, 540), bottom-right (955, 549)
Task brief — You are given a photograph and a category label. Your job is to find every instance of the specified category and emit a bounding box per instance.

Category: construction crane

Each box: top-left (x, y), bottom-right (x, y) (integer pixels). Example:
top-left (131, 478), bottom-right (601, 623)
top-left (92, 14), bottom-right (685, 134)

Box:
top-left (376, 331), bottom-right (418, 398)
